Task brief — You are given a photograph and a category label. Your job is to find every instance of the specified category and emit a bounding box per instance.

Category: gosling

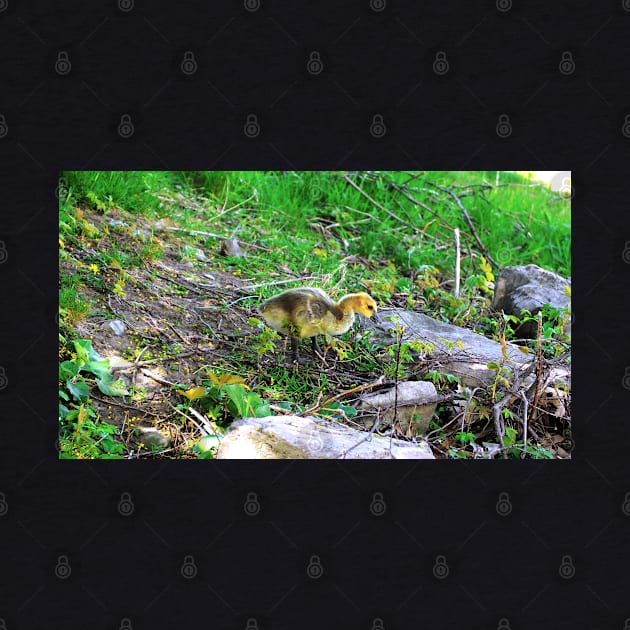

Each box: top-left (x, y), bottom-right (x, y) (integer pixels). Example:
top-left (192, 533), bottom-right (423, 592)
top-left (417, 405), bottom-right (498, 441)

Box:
top-left (259, 287), bottom-right (377, 363)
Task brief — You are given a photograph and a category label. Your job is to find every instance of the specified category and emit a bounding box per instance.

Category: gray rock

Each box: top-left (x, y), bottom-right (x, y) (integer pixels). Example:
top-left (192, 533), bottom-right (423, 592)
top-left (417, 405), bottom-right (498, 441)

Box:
top-left (219, 237), bottom-right (245, 258)
top-left (491, 264), bottom-right (571, 337)
top-left (105, 319), bottom-right (126, 335)
top-left (136, 427), bottom-right (170, 450)
top-left (360, 381), bottom-right (438, 435)
top-left (365, 309), bottom-right (530, 388)
top-left (216, 415), bottom-right (434, 459)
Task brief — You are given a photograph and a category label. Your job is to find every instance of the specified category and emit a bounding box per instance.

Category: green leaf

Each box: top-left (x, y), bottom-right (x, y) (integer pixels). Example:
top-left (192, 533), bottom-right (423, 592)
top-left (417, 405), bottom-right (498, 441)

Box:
top-left (504, 426), bottom-right (518, 447)
top-left (96, 377), bottom-right (129, 397)
top-left (253, 402), bottom-right (271, 418)
top-left (73, 339), bottom-right (103, 363)
top-left (223, 383), bottom-right (248, 417)
top-left (59, 360), bottom-right (79, 380)
top-left (86, 358), bottom-right (112, 380)
top-left (67, 378), bottom-right (90, 402)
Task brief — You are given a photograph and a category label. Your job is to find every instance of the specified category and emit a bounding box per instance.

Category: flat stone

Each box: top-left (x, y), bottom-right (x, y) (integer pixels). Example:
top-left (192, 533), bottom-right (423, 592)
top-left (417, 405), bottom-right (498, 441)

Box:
top-left (360, 381), bottom-right (438, 435)
top-left (216, 415), bottom-right (434, 459)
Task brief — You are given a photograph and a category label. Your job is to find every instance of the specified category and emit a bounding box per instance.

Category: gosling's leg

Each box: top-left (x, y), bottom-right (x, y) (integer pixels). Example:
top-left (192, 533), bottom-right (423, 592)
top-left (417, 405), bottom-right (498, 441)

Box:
top-left (289, 337), bottom-right (300, 363)
top-left (311, 336), bottom-right (327, 359)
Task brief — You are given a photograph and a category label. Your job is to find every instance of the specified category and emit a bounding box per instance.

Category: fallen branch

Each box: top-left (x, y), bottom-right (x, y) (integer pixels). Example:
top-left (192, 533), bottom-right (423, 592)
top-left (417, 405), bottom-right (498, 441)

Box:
top-left (519, 390), bottom-right (529, 459)
top-left (531, 311), bottom-right (544, 420)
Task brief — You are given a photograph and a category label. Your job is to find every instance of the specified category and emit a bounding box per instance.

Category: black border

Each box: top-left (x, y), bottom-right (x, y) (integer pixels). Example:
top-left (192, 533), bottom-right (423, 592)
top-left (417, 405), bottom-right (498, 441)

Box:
top-left (1, 1), bottom-right (629, 628)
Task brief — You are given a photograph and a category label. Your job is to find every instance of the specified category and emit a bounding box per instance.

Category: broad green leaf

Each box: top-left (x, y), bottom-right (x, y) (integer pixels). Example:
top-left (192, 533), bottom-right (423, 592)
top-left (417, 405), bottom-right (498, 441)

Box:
top-left (223, 383), bottom-right (248, 416)
top-left (85, 358), bottom-right (112, 380)
top-left (67, 379), bottom-right (90, 402)
top-left (253, 403), bottom-right (271, 418)
top-left (73, 339), bottom-right (103, 364)
top-left (96, 377), bottom-right (129, 396)
top-left (59, 360), bottom-right (79, 380)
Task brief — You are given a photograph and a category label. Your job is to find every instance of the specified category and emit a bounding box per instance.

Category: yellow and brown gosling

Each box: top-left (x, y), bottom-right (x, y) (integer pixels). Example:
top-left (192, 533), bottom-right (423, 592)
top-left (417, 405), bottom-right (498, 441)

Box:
top-left (259, 287), bottom-right (377, 363)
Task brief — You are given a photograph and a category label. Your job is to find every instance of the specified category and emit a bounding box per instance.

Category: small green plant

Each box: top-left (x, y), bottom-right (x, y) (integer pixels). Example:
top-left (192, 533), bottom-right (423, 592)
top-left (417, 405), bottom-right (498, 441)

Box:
top-left (248, 317), bottom-right (282, 358)
top-left (465, 256), bottom-right (494, 295)
top-left (59, 404), bottom-right (125, 459)
top-left (59, 339), bottom-right (129, 458)
top-left (59, 286), bottom-right (93, 329)
top-left (425, 370), bottom-right (461, 388)
top-left (455, 431), bottom-right (476, 445)
top-left (486, 358), bottom-right (512, 401)
top-left (181, 370), bottom-right (271, 426)
top-left (521, 443), bottom-right (555, 459)
top-left (447, 447), bottom-right (471, 459)
top-left (60, 339), bottom-right (130, 400)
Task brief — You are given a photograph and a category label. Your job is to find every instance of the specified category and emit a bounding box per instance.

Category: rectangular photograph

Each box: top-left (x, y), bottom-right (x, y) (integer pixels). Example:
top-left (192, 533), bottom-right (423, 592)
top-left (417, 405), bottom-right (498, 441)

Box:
top-left (58, 171), bottom-right (571, 459)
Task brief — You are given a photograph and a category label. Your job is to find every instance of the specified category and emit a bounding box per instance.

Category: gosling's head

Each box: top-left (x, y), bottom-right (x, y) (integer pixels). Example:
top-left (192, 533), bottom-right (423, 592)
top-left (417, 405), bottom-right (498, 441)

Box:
top-left (344, 292), bottom-right (377, 318)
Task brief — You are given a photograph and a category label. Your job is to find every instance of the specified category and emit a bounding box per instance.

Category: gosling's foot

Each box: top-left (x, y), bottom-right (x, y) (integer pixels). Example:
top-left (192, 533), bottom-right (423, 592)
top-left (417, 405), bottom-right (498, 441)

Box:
top-left (287, 354), bottom-right (308, 366)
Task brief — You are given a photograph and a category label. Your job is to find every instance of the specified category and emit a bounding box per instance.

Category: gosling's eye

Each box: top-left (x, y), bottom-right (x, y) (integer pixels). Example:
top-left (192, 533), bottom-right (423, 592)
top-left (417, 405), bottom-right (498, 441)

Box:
top-left (367, 305), bottom-right (374, 310)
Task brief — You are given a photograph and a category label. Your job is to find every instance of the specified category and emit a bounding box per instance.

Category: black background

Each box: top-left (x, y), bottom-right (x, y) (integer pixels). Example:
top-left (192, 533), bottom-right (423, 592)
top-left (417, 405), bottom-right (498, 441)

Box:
top-left (1, 0), bottom-right (629, 628)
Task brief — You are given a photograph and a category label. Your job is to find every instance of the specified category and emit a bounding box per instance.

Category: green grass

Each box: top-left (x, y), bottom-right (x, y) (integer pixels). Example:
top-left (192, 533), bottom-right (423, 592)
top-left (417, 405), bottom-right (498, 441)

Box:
top-left (179, 171), bottom-right (569, 294)
top-left (61, 169), bottom-right (569, 297)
